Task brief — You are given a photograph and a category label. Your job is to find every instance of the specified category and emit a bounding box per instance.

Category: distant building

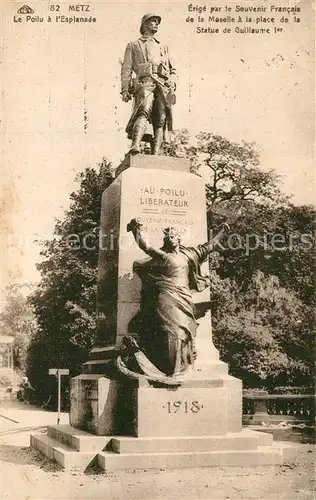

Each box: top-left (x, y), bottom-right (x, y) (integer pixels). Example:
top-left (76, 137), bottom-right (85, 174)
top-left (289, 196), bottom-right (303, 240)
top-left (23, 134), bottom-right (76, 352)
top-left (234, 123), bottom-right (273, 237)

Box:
top-left (0, 335), bottom-right (14, 369)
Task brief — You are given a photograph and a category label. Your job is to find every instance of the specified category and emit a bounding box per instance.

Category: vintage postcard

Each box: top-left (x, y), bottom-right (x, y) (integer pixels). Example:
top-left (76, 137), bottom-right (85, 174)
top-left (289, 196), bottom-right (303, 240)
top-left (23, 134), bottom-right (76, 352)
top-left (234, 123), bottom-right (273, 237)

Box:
top-left (1, 0), bottom-right (315, 499)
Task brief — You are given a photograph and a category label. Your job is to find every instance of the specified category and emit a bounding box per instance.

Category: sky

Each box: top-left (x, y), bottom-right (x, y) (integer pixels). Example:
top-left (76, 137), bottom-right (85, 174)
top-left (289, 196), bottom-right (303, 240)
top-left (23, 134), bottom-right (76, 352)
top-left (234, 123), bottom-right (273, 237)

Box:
top-left (1, 0), bottom-right (315, 300)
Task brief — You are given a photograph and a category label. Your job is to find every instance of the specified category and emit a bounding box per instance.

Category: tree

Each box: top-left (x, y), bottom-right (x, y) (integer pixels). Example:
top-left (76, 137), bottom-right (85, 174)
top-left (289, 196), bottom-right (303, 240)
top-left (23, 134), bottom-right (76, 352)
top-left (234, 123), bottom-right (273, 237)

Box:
top-left (27, 159), bottom-right (114, 399)
top-left (211, 202), bottom-right (315, 304)
top-left (212, 271), bottom-right (313, 389)
top-left (0, 283), bottom-right (36, 372)
top-left (160, 130), bottom-right (287, 212)
top-left (264, 204), bottom-right (315, 306)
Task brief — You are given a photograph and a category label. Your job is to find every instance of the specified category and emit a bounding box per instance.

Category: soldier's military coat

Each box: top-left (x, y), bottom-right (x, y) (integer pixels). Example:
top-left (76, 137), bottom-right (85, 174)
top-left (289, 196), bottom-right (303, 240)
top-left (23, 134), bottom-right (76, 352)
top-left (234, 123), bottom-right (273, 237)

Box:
top-left (121, 36), bottom-right (176, 139)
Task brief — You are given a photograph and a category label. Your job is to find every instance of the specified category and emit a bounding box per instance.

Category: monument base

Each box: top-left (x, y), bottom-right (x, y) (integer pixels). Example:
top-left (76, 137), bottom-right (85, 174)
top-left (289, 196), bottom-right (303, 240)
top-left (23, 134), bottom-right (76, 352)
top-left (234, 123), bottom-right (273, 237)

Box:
top-left (68, 370), bottom-right (242, 437)
top-left (30, 368), bottom-right (297, 470)
top-left (30, 423), bottom-right (297, 471)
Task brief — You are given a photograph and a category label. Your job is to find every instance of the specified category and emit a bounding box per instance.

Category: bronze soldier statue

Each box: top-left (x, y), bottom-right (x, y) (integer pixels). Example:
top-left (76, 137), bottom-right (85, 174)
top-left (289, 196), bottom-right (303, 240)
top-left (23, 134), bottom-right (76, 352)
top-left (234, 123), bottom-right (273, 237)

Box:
top-left (116, 219), bottom-right (229, 384)
top-left (121, 13), bottom-right (176, 155)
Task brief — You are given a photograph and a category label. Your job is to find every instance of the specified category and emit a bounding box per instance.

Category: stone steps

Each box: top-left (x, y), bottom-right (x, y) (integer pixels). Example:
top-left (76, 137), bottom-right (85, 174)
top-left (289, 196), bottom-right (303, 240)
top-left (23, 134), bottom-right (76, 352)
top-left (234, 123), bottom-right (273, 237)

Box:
top-left (242, 428), bottom-right (273, 446)
top-left (30, 433), bottom-right (97, 470)
top-left (110, 433), bottom-right (260, 454)
top-left (30, 425), bottom-right (297, 470)
top-left (47, 425), bottom-right (113, 452)
top-left (47, 425), bottom-right (269, 454)
top-left (98, 447), bottom-right (284, 470)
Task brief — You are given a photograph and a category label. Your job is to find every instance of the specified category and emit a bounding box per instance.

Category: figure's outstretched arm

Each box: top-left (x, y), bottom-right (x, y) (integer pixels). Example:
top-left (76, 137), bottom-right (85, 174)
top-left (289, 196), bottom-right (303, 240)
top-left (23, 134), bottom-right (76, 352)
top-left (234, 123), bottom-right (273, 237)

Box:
top-left (194, 223), bottom-right (230, 262)
top-left (127, 218), bottom-right (165, 259)
top-left (206, 222), bottom-right (230, 253)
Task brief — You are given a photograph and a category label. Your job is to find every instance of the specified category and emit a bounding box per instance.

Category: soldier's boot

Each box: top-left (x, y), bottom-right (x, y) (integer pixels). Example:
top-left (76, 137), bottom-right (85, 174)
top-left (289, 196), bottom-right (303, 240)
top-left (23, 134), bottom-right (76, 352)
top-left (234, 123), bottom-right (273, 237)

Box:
top-left (130, 117), bottom-right (147, 155)
top-left (152, 127), bottom-right (164, 155)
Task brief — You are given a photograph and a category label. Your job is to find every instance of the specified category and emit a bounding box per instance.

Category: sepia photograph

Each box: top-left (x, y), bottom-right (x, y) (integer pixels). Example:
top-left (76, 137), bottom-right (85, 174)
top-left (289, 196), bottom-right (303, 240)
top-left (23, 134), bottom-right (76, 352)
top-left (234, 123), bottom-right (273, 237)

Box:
top-left (1, 1), bottom-right (315, 499)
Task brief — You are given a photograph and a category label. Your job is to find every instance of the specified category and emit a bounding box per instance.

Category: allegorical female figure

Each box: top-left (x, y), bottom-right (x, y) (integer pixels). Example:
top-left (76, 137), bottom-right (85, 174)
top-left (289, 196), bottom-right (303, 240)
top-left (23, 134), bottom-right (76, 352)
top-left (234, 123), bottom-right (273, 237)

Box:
top-left (118, 219), bottom-right (228, 383)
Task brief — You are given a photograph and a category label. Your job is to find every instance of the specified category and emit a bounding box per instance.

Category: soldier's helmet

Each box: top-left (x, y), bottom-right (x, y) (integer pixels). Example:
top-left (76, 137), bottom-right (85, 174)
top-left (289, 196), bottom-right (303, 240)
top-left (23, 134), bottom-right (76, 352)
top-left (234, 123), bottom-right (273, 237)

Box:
top-left (140, 13), bottom-right (161, 33)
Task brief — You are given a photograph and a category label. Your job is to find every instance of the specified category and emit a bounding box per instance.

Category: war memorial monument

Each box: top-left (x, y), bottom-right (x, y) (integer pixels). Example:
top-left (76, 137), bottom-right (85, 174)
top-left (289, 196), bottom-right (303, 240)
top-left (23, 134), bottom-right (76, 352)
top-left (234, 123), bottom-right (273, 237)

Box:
top-left (31, 13), bottom-right (297, 470)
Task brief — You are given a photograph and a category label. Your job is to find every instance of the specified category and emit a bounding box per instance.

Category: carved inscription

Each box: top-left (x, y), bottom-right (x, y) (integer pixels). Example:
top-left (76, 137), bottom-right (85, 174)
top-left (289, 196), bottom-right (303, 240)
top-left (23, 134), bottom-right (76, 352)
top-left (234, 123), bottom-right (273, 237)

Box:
top-left (163, 400), bottom-right (203, 413)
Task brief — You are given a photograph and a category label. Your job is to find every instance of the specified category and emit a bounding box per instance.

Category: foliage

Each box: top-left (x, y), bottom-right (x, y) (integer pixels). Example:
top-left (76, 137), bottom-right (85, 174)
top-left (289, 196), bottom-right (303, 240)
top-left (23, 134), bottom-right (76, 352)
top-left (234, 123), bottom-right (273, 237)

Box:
top-left (160, 130), bottom-right (287, 210)
top-left (211, 270), bottom-right (314, 389)
top-left (212, 202), bottom-right (315, 304)
top-left (27, 158), bottom-right (114, 399)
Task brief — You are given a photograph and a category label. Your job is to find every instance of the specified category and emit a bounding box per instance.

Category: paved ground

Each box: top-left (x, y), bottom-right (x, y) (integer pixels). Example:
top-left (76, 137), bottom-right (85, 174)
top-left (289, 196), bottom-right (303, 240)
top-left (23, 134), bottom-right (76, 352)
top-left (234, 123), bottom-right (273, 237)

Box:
top-left (0, 401), bottom-right (315, 500)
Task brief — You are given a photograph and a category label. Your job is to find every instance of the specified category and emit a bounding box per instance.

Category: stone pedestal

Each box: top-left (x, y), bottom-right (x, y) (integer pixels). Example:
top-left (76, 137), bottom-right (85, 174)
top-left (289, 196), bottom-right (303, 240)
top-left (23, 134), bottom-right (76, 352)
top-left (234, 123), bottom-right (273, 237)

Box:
top-left (71, 154), bottom-right (243, 438)
top-left (31, 154), bottom-right (297, 469)
top-left (86, 154), bottom-right (220, 371)
top-left (126, 376), bottom-right (242, 437)
top-left (69, 372), bottom-right (242, 438)
top-left (69, 375), bottom-right (120, 435)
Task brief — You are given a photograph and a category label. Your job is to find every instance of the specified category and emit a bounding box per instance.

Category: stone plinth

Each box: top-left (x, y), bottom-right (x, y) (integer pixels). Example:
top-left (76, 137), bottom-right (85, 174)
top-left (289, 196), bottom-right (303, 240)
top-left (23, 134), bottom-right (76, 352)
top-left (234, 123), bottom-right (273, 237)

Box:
top-left (69, 375), bottom-right (120, 435)
top-left (88, 154), bottom-right (219, 370)
top-left (69, 370), bottom-right (242, 437)
top-left (115, 153), bottom-right (190, 177)
top-left (127, 380), bottom-right (232, 437)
